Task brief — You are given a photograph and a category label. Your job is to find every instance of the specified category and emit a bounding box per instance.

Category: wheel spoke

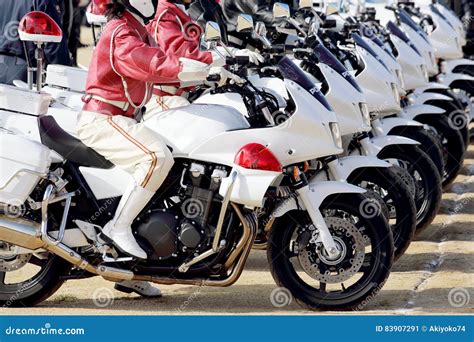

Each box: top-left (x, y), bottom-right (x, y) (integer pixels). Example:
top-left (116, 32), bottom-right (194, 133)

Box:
top-left (319, 282), bottom-right (327, 293)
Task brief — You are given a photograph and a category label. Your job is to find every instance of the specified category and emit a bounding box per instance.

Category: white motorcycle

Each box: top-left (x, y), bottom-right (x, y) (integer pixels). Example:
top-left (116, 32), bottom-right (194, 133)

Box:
top-left (0, 14), bottom-right (393, 310)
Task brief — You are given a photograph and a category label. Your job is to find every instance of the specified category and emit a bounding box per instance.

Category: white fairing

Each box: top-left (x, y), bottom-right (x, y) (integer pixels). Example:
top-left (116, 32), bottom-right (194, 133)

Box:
top-left (390, 35), bottom-right (428, 91)
top-left (129, 0), bottom-right (156, 18)
top-left (219, 166), bottom-right (281, 207)
top-left (0, 133), bottom-right (51, 203)
top-left (424, 7), bottom-right (463, 60)
top-left (353, 46), bottom-right (400, 115)
top-left (45, 65), bottom-right (88, 93)
top-left (302, 62), bottom-right (370, 136)
top-left (435, 3), bottom-right (466, 47)
top-left (144, 104), bottom-right (250, 158)
top-left (193, 92), bottom-right (249, 116)
top-left (164, 80), bottom-right (341, 167)
top-left (361, 37), bottom-right (406, 96)
top-left (400, 23), bottom-right (439, 77)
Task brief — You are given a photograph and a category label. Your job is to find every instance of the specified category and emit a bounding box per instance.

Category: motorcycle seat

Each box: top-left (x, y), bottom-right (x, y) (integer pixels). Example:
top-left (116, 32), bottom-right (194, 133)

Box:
top-left (38, 115), bottom-right (114, 169)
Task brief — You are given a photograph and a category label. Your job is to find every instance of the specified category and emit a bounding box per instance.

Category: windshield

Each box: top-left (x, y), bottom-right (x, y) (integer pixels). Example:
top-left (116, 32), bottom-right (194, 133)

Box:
top-left (352, 33), bottom-right (390, 72)
top-left (278, 56), bottom-right (332, 111)
top-left (313, 42), bottom-right (362, 92)
top-left (399, 9), bottom-right (430, 43)
top-left (387, 21), bottom-right (421, 55)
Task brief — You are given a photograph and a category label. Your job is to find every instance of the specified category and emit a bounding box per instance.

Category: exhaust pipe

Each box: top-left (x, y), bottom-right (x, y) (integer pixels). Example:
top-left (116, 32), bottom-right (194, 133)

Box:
top-left (0, 215), bottom-right (132, 281)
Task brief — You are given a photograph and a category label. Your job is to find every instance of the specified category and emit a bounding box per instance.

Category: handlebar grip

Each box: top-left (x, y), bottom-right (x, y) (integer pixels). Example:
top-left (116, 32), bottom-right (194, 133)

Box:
top-left (206, 74), bottom-right (221, 82)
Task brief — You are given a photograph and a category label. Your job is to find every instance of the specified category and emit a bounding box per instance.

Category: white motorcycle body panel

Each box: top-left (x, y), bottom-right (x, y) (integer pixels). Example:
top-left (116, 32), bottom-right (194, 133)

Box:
top-left (273, 180), bottom-right (366, 218)
top-left (361, 36), bottom-right (406, 96)
top-left (400, 104), bottom-right (445, 121)
top-left (413, 82), bottom-right (449, 94)
top-left (435, 3), bottom-right (466, 47)
top-left (301, 62), bottom-right (370, 136)
top-left (219, 166), bottom-right (281, 207)
top-left (442, 59), bottom-right (474, 74)
top-left (79, 166), bottom-right (132, 200)
top-left (390, 35), bottom-right (428, 91)
top-left (183, 81), bottom-right (342, 167)
top-left (371, 116), bottom-right (422, 137)
top-left (354, 46), bottom-right (400, 115)
top-left (424, 7), bottom-right (463, 60)
top-left (194, 92), bottom-right (249, 117)
top-left (45, 64), bottom-right (88, 93)
top-left (0, 133), bottom-right (52, 203)
top-left (437, 72), bottom-right (474, 89)
top-left (408, 91), bottom-right (453, 105)
top-left (354, 135), bottom-right (419, 157)
top-left (44, 86), bottom-right (84, 112)
top-left (0, 84), bottom-right (52, 116)
top-left (326, 156), bottom-right (391, 181)
top-left (400, 23), bottom-right (439, 77)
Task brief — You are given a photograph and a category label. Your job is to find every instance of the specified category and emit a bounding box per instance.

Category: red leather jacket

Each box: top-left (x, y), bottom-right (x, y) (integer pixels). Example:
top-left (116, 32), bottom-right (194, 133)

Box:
top-left (83, 11), bottom-right (182, 117)
top-left (147, 0), bottom-right (213, 96)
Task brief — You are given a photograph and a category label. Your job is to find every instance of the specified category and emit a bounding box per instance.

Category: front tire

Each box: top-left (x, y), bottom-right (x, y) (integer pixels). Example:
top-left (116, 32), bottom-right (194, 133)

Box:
top-left (348, 167), bottom-right (416, 260)
top-left (267, 193), bottom-right (394, 311)
top-left (378, 145), bottom-right (442, 233)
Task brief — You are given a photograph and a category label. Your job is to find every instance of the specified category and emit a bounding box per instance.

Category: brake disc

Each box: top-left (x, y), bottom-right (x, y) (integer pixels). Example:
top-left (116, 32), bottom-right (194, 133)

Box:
top-left (0, 244), bottom-right (31, 272)
top-left (298, 217), bottom-right (365, 284)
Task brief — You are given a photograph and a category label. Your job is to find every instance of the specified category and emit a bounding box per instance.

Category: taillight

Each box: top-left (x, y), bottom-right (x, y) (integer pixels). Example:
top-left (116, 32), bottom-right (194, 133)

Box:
top-left (234, 143), bottom-right (282, 172)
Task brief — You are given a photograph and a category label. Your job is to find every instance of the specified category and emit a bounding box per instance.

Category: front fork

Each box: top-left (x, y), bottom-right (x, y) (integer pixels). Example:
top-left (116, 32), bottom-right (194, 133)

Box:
top-left (290, 169), bottom-right (340, 259)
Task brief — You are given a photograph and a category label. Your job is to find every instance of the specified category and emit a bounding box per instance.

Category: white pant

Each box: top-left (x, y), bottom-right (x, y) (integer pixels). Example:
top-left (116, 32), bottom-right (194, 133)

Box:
top-left (77, 111), bottom-right (174, 192)
top-left (145, 95), bottom-right (190, 119)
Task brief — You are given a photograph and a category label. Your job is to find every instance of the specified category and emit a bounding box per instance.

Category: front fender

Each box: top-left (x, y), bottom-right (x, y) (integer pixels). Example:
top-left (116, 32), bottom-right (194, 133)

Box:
top-left (356, 135), bottom-right (419, 157)
top-left (272, 181), bottom-right (366, 218)
top-left (400, 104), bottom-right (446, 121)
top-left (372, 116), bottom-right (423, 136)
top-left (219, 166), bottom-right (281, 208)
top-left (437, 73), bottom-right (474, 89)
top-left (413, 82), bottom-right (450, 94)
top-left (443, 59), bottom-right (474, 74)
top-left (409, 92), bottom-right (453, 105)
top-left (328, 156), bottom-right (391, 181)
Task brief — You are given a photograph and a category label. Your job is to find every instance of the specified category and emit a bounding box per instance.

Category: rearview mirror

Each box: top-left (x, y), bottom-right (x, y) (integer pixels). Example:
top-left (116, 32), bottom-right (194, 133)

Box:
top-left (236, 14), bottom-right (254, 33)
top-left (19, 11), bottom-right (63, 44)
top-left (204, 21), bottom-right (222, 42)
top-left (298, 0), bottom-right (313, 10)
top-left (273, 3), bottom-right (291, 19)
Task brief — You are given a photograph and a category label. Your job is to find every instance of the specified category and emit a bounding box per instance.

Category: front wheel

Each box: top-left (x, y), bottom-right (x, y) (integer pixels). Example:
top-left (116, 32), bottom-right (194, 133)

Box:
top-left (267, 193), bottom-right (394, 311)
top-left (378, 145), bottom-right (442, 233)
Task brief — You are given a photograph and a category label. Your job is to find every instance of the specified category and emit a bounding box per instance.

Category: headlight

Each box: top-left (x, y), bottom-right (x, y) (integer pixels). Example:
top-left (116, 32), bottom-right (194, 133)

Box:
top-left (359, 102), bottom-right (370, 126)
top-left (329, 122), bottom-right (342, 149)
top-left (396, 69), bottom-right (405, 90)
top-left (391, 83), bottom-right (399, 102)
top-left (420, 65), bottom-right (428, 81)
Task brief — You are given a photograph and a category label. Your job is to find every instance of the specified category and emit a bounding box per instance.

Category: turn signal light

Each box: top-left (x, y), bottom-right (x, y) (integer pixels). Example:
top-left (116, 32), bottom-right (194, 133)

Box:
top-left (234, 143), bottom-right (282, 172)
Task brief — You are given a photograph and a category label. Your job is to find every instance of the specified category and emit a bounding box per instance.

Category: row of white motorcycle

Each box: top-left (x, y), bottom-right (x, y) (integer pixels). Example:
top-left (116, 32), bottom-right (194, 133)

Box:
top-left (0, 0), bottom-right (471, 310)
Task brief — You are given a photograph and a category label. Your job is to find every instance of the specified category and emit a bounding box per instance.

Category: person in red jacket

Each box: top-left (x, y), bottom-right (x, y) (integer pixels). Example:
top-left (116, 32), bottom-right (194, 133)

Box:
top-left (78, 0), bottom-right (237, 261)
top-left (146, 0), bottom-right (263, 111)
